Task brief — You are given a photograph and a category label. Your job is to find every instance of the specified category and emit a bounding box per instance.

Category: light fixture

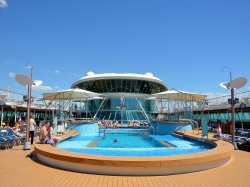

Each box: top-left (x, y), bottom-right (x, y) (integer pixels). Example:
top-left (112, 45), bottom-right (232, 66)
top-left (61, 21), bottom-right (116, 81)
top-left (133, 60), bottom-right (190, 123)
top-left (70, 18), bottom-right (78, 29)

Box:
top-left (220, 76), bottom-right (247, 149)
top-left (16, 74), bottom-right (33, 150)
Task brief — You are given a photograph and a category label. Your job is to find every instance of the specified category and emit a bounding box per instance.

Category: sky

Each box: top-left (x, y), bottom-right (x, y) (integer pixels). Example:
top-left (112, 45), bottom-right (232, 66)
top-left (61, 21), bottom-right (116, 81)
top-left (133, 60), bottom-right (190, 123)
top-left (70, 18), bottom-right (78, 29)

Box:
top-left (0, 0), bottom-right (250, 98)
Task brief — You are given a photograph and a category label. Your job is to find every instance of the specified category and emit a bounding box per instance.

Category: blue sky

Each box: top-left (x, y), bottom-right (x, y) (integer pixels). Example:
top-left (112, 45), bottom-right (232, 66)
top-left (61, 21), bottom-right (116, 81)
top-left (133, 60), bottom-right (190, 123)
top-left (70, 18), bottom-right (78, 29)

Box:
top-left (0, 0), bottom-right (250, 97)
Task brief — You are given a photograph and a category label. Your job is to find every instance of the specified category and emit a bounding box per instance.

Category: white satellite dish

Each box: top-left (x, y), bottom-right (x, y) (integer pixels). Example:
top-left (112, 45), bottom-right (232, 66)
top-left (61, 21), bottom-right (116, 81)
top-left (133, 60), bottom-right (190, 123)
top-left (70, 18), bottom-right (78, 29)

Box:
top-left (229, 77), bottom-right (247, 89)
top-left (33, 80), bottom-right (43, 86)
top-left (220, 82), bottom-right (229, 89)
top-left (15, 74), bottom-right (33, 86)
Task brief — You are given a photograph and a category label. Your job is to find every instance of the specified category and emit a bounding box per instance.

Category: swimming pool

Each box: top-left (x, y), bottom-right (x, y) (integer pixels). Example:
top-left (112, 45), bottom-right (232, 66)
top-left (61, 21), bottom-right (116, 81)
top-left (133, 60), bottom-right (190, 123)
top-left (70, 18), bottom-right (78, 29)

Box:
top-left (36, 122), bottom-right (232, 175)
top-left (58, 123), bottom-right (213, 156)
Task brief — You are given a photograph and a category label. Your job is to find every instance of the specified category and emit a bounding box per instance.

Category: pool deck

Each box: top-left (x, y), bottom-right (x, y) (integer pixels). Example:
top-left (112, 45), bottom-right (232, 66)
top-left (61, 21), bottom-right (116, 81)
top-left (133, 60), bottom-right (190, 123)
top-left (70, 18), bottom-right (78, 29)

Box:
top-left (1, 130), bottom-right (250, 187)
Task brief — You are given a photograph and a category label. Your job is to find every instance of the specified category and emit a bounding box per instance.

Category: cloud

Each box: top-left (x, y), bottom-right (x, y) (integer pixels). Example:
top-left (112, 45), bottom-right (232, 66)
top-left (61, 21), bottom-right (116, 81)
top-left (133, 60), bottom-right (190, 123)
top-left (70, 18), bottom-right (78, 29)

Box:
top-left (0, 0), bottom-right (7, 8)
top-left (8, 72), bottom-right (15, 78)
top-left (54, 70), bottom-right (60, 75)
top-left (54, 86), bottom-right (60, 89)
top-left (48, 69), bottom-right (61, 75)
top-left (25, 65), bottom-right (33, 69)
top-left (32, 85), bottom-right (53, 92)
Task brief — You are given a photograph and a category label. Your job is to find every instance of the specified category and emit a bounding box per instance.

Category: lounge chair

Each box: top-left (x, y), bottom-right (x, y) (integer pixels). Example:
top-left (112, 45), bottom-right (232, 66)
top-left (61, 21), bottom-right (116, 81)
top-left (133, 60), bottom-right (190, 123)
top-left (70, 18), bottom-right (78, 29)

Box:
top-left (0, 129), bottom-right (15, 148)
top-left (6, 128), bottom-right (24, 146)
top-left (0, 137), bottom-right (9, 150)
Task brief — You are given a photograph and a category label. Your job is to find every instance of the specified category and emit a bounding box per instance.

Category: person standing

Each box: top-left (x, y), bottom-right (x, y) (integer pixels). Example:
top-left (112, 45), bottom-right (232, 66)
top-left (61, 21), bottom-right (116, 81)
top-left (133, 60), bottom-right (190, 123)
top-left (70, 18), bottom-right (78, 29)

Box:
top-left (29, 115), bottom-right (36, 145)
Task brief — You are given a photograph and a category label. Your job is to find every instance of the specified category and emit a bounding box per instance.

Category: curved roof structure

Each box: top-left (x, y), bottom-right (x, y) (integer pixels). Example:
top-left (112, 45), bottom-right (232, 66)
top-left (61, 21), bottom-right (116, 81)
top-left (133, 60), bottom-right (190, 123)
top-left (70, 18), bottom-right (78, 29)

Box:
top-left (152, 90), bottom-right (207, 102)
top-left (71, 72), bottom-right (168, 91)
top-left (42, 88), bottom-right (102, 100)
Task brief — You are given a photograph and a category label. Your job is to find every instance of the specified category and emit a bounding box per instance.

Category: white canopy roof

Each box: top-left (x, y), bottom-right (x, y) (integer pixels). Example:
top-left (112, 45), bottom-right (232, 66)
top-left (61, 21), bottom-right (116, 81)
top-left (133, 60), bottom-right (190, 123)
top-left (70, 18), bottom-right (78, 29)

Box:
top-left (72, 72), bottom-right (168, 90)
top-left (42, 88), bottom-right (102, 101)
top-left (152, 90), bottom-right (207, 102)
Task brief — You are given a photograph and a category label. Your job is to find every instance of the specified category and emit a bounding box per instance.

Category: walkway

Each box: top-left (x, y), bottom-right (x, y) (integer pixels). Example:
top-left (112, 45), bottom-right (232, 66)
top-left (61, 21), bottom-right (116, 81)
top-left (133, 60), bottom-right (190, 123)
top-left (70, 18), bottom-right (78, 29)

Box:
top-left (0, 132), bottom-right (250, 187)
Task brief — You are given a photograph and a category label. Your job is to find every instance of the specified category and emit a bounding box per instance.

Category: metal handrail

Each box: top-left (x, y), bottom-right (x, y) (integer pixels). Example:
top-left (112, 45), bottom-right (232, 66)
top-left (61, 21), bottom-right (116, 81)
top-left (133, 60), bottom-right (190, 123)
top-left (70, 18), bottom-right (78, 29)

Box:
top-left (179, 118), bottom-right (199, 134)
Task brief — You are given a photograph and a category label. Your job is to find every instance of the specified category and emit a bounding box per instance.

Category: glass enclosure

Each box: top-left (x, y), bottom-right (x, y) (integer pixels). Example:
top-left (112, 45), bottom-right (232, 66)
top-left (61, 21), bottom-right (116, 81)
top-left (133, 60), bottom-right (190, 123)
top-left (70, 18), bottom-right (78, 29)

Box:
top-left (73, 79), bottom-right (167, 94)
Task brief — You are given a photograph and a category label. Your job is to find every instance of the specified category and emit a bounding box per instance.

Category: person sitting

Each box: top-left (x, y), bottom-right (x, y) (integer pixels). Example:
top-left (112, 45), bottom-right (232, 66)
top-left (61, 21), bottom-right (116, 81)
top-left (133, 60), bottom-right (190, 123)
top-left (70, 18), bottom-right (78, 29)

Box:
top-left (216, 125), bottom-right (222, 139)
top-left (70, 118), bottom-right (76, 123)
top-left (39, 122), bottom-right (49, 144)
top-left (48, 123), bottom-right (61, 146)
top-left (11, 127), bottom-right (25, 138)
top-left (16, 116), bottom-right (22, 128)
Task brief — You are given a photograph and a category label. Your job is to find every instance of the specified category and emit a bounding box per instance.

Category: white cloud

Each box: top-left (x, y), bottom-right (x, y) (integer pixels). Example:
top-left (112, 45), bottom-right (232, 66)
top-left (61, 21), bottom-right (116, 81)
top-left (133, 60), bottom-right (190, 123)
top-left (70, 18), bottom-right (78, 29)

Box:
top-left (48, 69), bottom-right (61, 75)
top-left (54, 86), bottom-right (60, 89)
top-left (0, 0), bottom-right (7, 8)
top-left (54, 70), bottom-right (60, 75)
top-left (25, 65), bottom-right (33, 69)
top-left (8, 72), bottom-right (15, 78)
top-left (32, 85), bottom-right (53, 92)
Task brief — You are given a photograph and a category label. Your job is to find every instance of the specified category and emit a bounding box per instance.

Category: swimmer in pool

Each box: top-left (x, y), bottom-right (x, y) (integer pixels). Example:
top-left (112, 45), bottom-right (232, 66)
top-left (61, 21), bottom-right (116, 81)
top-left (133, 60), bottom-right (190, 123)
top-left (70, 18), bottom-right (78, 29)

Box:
top-left (113, 138), bottom-right (118, 144)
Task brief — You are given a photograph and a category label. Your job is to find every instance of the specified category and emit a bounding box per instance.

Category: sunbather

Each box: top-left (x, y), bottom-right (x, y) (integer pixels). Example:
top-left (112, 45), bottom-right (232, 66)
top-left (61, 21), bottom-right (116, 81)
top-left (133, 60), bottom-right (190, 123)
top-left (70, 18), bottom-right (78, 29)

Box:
top-left (11, 127), bottom-right (25, 137)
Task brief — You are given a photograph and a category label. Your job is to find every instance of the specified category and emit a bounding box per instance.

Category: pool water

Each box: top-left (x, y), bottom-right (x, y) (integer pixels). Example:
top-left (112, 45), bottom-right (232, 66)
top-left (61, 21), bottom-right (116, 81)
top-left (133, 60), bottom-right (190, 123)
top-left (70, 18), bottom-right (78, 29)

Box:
top-left (96, 130), bottom-right (166, 148)
top-left (58, 124), bottom-right (213, 156)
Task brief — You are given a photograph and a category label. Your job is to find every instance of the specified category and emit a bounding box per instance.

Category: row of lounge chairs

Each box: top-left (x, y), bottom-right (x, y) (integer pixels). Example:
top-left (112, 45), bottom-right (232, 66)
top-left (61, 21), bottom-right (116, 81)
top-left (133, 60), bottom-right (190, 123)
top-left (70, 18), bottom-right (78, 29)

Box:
top-left (220, 129), bottom-right (250, 147)
top-left (0, 128), bottom-right (26, 150)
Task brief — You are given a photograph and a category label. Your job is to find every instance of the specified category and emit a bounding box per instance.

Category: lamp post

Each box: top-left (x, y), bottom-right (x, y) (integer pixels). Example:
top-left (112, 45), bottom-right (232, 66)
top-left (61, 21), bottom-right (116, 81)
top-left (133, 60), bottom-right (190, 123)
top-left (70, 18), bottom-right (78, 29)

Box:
top-left (15, 74), bottom-right (33, 150)
top-left (220, 70), bottom-right (247, 150)
top-left (221, 67), bottom-right (235, 147)
top-left (230, 87), bottom-right (236, 149)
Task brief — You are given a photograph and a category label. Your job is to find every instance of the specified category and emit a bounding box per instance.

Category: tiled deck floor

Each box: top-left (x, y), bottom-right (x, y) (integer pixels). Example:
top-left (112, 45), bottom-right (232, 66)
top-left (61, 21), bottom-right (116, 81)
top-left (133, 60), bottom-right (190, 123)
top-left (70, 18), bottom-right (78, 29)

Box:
top-left (0, 132), bottom-right (250, 187)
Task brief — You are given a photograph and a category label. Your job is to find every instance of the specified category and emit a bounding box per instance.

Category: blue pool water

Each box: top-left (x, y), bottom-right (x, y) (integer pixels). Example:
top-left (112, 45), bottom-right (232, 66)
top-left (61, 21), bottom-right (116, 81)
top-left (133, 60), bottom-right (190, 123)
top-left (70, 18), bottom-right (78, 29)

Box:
top-left (58, 123), bottom-right (214, 156)
top-left (96, 129), bottom-right (166, 148)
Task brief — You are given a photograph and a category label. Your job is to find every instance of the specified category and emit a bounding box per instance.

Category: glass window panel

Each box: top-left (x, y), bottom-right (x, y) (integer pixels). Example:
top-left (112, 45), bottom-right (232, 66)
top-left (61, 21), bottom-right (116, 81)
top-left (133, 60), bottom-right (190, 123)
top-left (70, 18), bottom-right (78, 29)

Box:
top-left (117, 79), bottom-right (122, 92)
top-left (122, 80), bottom-right (127, 92)
top-left (101, 80), bottom-right (106, 92)
top-left (105, 79), bottom-right (110, 92)
top-left (96, 80), bottom-right (103, 93)
top-left (116, 111), bottom-right (121, 121)
top-left (122, 111), bottom-right (127, 122)
top-left (131, 112), bottom-right (138, 120)
top-left (131, 80), bottom-right (138, 93)
top-left (92, 81), bottom-right (98, 92)
top-left (139, 81), bottom-right (145, 93)
top-left (104, 80), bottom-right (109, 92)
top-left (110, 111), bottom-right (115, 121)
top-left (134, 80), bottom-right (140, 93)
top-left (126, 80), bottom-right (131, 92)
top-left (145, 81), bottom-right (149, 93)
top-left (111, 80), bottom-right (116, 92)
